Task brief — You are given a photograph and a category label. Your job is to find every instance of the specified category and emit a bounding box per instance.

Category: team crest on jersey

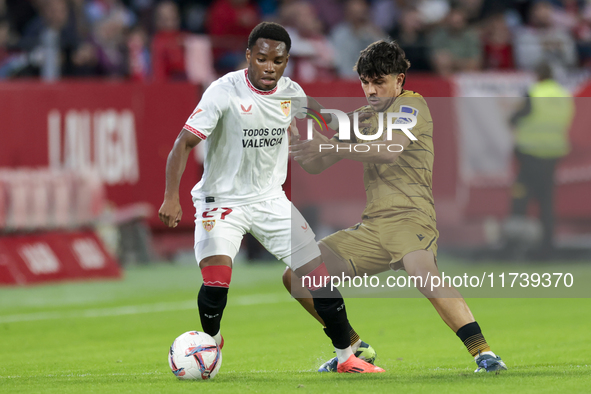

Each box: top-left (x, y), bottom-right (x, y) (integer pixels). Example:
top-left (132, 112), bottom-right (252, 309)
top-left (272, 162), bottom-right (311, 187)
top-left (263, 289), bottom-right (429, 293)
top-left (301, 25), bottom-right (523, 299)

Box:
top-left (202, 220), bottom-right (216, 232)
top-left (280, 100), bottom-right (291, 116)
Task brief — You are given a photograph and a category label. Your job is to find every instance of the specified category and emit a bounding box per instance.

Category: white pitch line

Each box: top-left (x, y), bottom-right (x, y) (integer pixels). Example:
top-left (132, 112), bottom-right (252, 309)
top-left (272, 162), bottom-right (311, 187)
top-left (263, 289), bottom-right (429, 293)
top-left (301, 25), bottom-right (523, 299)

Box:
top-left (0, 293), bottom-right (291, 324)
top-left (0, 368), bottom-right (317, 379)
top-left (0, 371), bottom-right (165, 379)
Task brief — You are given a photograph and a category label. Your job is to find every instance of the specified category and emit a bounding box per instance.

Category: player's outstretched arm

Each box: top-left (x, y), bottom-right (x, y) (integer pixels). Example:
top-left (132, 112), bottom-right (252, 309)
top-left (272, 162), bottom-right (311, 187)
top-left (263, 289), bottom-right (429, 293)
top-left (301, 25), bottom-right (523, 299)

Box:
top-left (158, 129), bottom-right (202, 228)
top-left (323, 132), bottom-right (411, 164)
top-left (289, 122), bottom-right (341, 174)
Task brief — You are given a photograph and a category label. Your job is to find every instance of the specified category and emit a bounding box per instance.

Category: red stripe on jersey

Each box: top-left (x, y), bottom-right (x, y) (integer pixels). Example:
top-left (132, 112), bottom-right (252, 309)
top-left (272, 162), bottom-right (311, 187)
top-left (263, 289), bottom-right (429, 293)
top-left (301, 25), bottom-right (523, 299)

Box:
top-left (243, 69), bottom-right (278, 96)
top-left (184, 124), bottom-right (207, 140)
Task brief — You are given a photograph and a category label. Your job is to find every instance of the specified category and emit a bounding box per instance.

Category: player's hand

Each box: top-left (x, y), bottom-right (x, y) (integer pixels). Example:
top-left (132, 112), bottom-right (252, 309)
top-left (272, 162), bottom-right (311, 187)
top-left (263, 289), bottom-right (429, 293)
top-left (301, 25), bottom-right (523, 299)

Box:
top-left (288, 119), bottom-right (300, 146)
top-left (159, 198), bottom-right (182, 228)
top-left (348, 111), bottom-right (373, 132)
top-left (290, 127), bottom-right (330, 165)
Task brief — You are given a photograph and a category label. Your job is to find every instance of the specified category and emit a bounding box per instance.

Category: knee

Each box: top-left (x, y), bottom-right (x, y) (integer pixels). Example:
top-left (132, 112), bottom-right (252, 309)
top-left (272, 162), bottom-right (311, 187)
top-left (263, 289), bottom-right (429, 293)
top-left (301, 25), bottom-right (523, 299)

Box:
top-left (293, 255), bottom-right (323, 278)
top-left (403, 253), bottom-right (439, 295)
top-left (199, 255), bottom-right (232, 269)
top-left (282, 267), bottom-right (293, 292)
top-left (415, 281), bottom-right (435, 297)
top-left (406, 270), bottom-right (431, 293)
top-left (413, 270), bottom-right (443, 297)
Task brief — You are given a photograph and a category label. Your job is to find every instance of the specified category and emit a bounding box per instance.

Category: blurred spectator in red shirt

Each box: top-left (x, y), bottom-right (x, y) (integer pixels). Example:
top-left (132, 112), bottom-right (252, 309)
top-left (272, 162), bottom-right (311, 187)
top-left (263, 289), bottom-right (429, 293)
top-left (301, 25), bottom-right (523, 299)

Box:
top-left (281, 1), bottom-right (335, 83)
top-left (206, 0), bottom-right (260, 73)
top-left (151, 0), bottom-right (187, 81)
top-left (482, 13), bottom-right (514, 70)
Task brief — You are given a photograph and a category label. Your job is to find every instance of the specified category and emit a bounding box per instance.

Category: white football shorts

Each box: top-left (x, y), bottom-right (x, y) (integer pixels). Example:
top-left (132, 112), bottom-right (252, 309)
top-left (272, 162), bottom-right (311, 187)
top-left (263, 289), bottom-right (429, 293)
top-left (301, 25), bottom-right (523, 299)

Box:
top-left (194, 196), bottom-right (320, 270)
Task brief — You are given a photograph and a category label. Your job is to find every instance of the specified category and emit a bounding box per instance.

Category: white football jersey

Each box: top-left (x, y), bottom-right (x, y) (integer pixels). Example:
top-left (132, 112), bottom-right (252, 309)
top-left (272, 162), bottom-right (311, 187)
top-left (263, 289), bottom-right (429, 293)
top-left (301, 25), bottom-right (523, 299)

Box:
top-left (184, 69), bottom-right (306, 207)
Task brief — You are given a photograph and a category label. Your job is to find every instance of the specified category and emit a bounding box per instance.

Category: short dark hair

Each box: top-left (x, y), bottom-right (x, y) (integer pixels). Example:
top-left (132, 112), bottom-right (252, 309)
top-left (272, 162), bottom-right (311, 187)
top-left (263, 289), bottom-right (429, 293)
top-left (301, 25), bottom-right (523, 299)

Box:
top-left (248, 22), bottom-right (291, 53)
top-left (535, 62), bottom-right (553, 81)
top-left (354, 40), bottom-right (411, 85)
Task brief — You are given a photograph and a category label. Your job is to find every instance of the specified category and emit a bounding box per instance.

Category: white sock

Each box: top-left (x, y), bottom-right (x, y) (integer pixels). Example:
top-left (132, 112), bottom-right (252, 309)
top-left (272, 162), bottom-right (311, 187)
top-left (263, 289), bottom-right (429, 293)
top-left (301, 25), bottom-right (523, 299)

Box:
top-left (336, 347), bottom-right (354, 363)
top-left (212, 331), bottom-right (222, 346)
top-left (351, 339), bottom-right (362, 354)
top-left (475, 350), bottom-right (496, 361)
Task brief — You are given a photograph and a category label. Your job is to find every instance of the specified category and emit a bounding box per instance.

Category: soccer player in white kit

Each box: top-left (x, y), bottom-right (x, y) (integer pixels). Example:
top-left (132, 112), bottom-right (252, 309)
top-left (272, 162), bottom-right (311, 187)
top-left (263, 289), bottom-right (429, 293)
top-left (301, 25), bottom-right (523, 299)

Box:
top-left (158, 22), bottom-right (384, 373)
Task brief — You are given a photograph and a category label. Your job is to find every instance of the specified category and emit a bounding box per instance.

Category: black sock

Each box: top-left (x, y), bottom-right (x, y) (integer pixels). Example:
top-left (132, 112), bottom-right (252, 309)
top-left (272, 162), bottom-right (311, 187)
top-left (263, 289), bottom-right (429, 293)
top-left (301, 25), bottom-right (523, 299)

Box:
top-left (326, 323), bottom-right (360, 347)
top-left (456, 321), bottom-right (491, 357)
top-left (197, 284), bottom-right (228, 337)
top-left (311, 286), bottom-right (350, 350)
top-left (349, 325), bottom-right (360, 346)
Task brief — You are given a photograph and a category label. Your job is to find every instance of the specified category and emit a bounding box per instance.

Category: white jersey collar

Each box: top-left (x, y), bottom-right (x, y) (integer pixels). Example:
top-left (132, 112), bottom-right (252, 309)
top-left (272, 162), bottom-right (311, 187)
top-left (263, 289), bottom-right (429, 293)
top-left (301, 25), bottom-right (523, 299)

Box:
top-left (243, 69), bottom-right (279, 96)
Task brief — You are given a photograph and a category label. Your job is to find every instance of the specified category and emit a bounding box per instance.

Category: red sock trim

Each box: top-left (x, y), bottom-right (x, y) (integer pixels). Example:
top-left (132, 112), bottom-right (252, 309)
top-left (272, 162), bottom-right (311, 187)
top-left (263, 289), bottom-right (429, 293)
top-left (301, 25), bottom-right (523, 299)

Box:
top-left (303, 262), bottom-right (330, 291)
top-left (201, 265), bottom-right (232, 288)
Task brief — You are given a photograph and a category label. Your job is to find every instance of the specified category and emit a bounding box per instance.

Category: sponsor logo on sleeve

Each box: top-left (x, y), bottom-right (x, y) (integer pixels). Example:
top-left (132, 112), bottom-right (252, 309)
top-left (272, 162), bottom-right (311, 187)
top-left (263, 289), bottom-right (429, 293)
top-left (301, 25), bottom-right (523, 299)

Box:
top-left (190, 108), bottom-right (203, 119)
top-left (397, 106), bottom-right (419, 128)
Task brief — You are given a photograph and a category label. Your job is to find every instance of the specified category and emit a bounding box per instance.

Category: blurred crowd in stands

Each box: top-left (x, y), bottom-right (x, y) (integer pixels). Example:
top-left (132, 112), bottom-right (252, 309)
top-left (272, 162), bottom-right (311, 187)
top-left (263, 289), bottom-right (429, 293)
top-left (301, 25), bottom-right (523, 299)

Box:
top-left (0, 0), bottom-right (590, 82)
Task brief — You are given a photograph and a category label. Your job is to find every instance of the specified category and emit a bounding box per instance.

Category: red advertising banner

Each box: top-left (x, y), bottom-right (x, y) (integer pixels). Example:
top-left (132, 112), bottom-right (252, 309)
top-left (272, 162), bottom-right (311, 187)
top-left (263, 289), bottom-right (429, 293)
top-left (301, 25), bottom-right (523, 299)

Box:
top-left (0, 230), bottom-right (121, 285)
top-left (0, 82), bottom-right (202, 229)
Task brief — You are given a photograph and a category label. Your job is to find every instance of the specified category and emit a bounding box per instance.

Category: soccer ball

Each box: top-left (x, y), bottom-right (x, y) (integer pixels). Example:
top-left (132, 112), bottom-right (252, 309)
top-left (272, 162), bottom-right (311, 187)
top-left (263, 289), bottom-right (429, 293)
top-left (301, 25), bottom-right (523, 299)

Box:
top-left (168, 331), bottom-right (222, 380)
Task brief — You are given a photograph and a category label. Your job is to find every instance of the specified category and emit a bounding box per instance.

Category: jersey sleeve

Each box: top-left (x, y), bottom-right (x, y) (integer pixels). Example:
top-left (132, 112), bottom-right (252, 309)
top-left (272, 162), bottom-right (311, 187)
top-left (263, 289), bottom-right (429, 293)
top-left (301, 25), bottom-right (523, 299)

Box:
top-left (391, 97), bottom-right (424, 140)
top-left (183, 83), bottom-right (230, 140)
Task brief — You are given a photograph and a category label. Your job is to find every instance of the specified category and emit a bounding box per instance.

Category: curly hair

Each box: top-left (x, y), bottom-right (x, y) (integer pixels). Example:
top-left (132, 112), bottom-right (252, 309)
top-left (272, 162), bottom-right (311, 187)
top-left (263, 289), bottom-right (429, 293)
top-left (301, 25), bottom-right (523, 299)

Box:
top-left (354, 40), bottom-right (411, 85)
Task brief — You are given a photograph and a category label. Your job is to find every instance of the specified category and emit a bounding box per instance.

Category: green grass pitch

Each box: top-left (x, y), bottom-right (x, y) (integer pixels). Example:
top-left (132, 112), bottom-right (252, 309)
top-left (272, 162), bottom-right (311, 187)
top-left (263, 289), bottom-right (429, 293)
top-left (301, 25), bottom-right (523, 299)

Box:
top-left (1, 257), bottom-right (590, 393)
